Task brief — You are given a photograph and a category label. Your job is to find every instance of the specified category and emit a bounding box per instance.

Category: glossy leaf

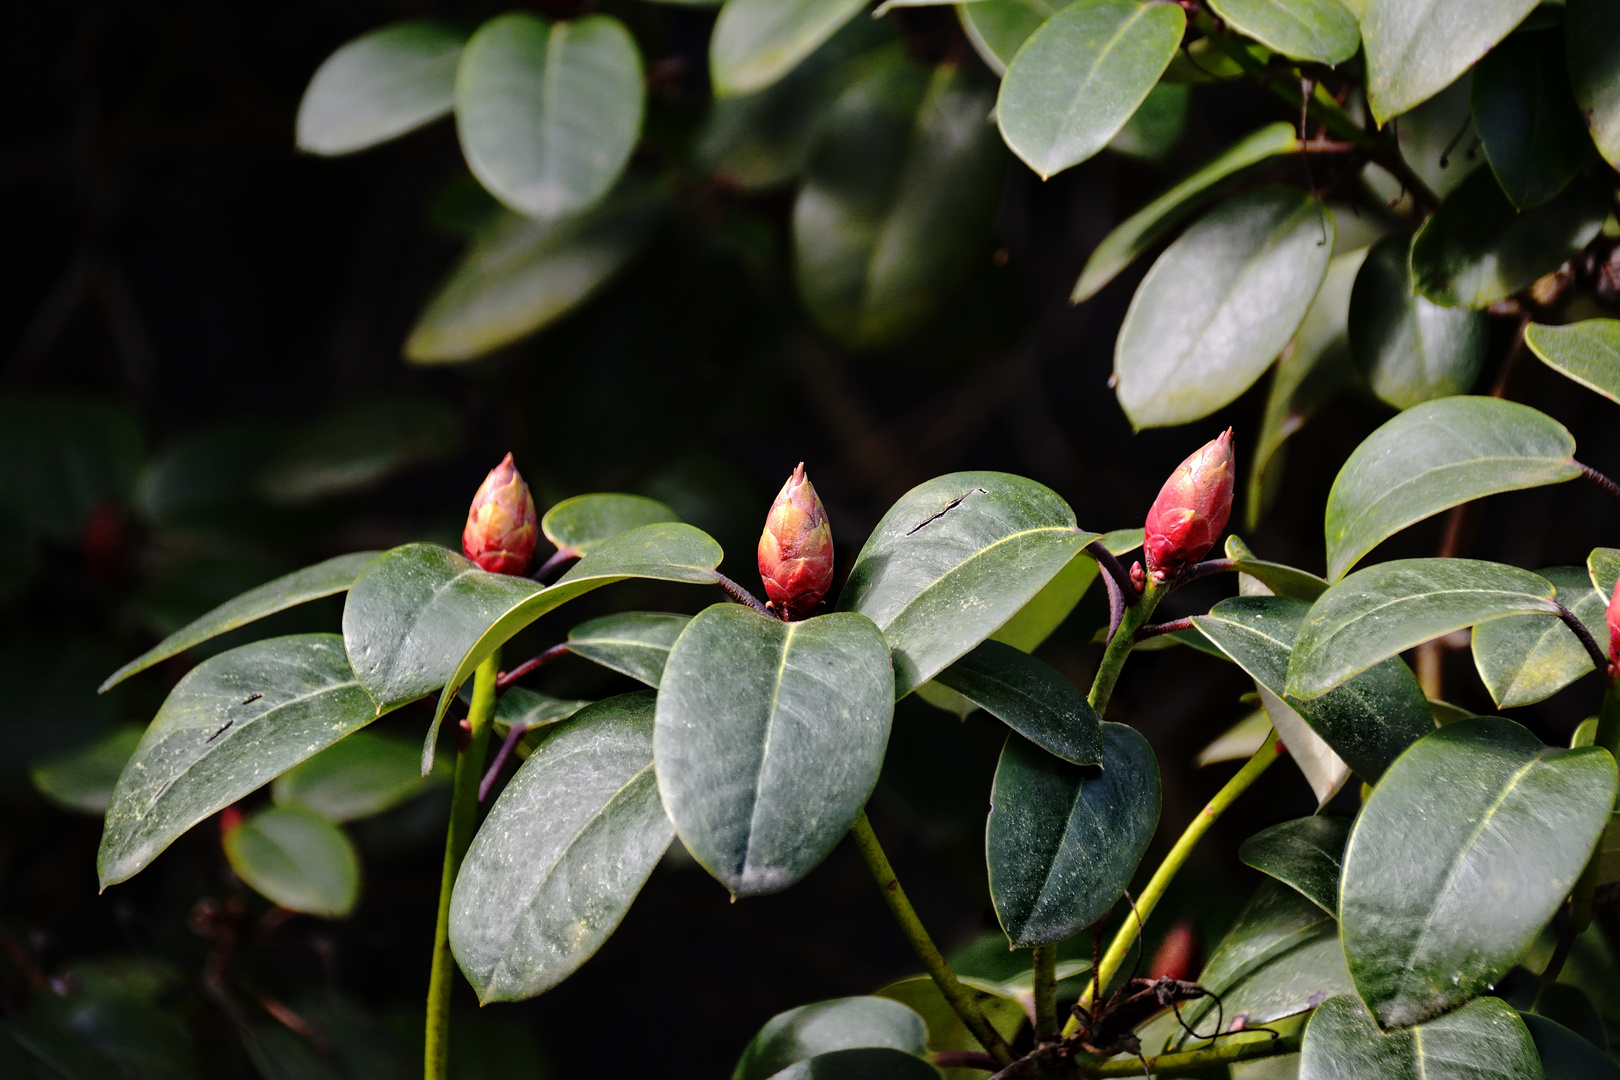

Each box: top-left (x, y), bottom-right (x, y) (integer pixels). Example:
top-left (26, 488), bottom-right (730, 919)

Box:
top-left (1347, 233), bottom-right (1487, 410)
top-left (1239, 816), bottom-right (1352, 914)
top-left (988, 548), bottom-right (1098, 653)
top-left (654, 606), bottom-right (893, 897)
top-left (769, 1048), bottom-right (940, 1080)
top-left (1340, 716), bottom-right (1617, 1027)
top-left (1207, 0), bottom-right (1359, 65)
top-left (455, 12), bottom-right (643, 220)
top-left (1472, 30), bottom-right (1590, 209)
top-left (794, 51), bottom-right (1003, 350)
top-left (1567, 0), bottom-right (1620, 171)
top-left (732, 996), bottom-right (928, 1080)
top-left (1360, 0), bottom-right (1540, 125)
top-left (1525, 320), bottom-right (1620, 406)
top-left (1300, 993), bottom-right (1541, 1079)
top-left (1227, 537), bottom-right (1331, 602)
top-left (1287, 559), bottom-right (1559, 700)
top-left (1115, 186), bottom-right (1333, 429)
top-left (1591, 548), bottom-right (1620, 599)
top-left (1522, 1012), bottom-right (1620, 1080)
top-left (710, 0), bottom-right (868, 97)
top-left (100, 552), bottom-right (378, 692)
top-left (295, 20), bottom-right (466, 155)
top-left (404, 182), bottom-right (667, 364)
top-left (986, 724), bottom-right (1160, 947)
top-left (566, 611), bottom-right (691, 687)
top-left (933, 639), bottom-right (1102, 765)
top-left (99, 634), bottom-right (378, 888)
top-left (958, 0), bottom-right (1070, 76)
top-left (30, 726), bottom-right (143, 815)
top-left (995, 0), bottom-right (1184, 179)
top-left (449, 693), bottom-right (674, 1002)
top-left (492, 687), bottom-right (591, 738)
top-left (1411, 169), bottom-right (1609, 309)
top-left (271, 730), bottom-right (448, 823)
top-left (224, 806), bottom-right (361, 918)
top-left (1323, 397), bottom-right (1580, 581)
top-left (838, 472), bottom-right (1096, 698)
top-left (541, 493), bottom-right (679, 557)
top-left (1472, 566), bottom-right (1607, 708)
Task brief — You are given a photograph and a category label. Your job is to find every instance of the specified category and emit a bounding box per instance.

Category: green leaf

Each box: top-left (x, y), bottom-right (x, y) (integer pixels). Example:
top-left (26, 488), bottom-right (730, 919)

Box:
top-left (1412, 169), bottom-right (1610, 309)
top-left (1360, 0), bottom-right (1540, 125)
top-left (1339, 716), bottom-right (1617, 1027)
top-left (271, 729), bottom-right (448, 823)
top-left (1525, 320), bottom-right (1620, 405)
top-left (933, 640), bottom-right (1102, 765)
top-left (1108, 81), bottom-right (1189, 163)
top-left (1074, 122), bottom-right (1301, 302)
top-left (957, 0), bottom-right (1069, 77)
top-left (838, 472), bottom-right (1096, 698)
top-left (1472, 566), bottom-right (1607, 708)
top-left (1206, 0), bottom-right (1360, 65)
top-left (30, 726), bottom-right (143, 815)
top-left (455, 12), bottom-right (643, 219)
top-left (875, 976), bottom-right (1026, 1080)
top-left (987, 548), bottom-right (1099, 653)
top-left (1227, 536), bottom-right (1331, 601)
top-left (1521, 1012), bottom-right (1620, 1080)
top-left (224, 805), bottom-right (361, 918)
top-left (732, 997), bottom-right (928, 1080)
top-left (1472, 30), bottom-right (1590, 210)
top-left (986, 724), bottom-right (1160, 947)
top-left (404, 182), bottom-right (667, 364)
top-left (541, 493), bottom-right (679, 557)
top-left (768, 1048), bottom-right (941, 1080)
top-left (1348, 233), bottom-right (1487, 409)
top-left (1239, 816), bottom-right (1352, 915)
top-left (654, 606), bottom-right (894, 896)
top-left (1287, 559), bottom-right (1560, 700)
top-left (295, 20), bottom-right (467, 155)
top-left (710, 0), bottom-right (869, 97)
top-left (1323, 397), bottom-right (1580, 581)
top-left (1300, 993), bottom-right (1541, 1079)
top-left (793, 51), bottom-right (1003, 350)
top-left (1567, 0), bottom-right (1620, 171)
top-left (566, 611), bottom-right (690, 687)
top-left (1115, 186), bottom-right (1334, 429)
top-left (1193, 596), bottom-right (1433, 783)
top-left (259, 397), bottom-right (459, 504)
top-left (1591, 548), bottom-right (1620, 599)
top-left (100, 552), bottom-right (379, 692)
top-left (449, 692), bottom-right (674, 1001)
top-left (98, 634), bottom-right (378, 889)
top-left (1198, 709), bottom-right (1275, 767)
top-left (492, 687), bottom-right (591, 739)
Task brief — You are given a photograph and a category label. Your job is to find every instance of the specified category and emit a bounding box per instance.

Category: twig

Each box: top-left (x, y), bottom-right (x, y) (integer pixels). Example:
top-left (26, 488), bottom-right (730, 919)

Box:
top-left (531, 548), bottom-right (577, 583)
top-left (1554, 600), bottom-right (1611, 676)
top-left (1085, 541), bottom-right (1139, 608)
top-left (496, 643), bottom-right (570, 690)
top-left (478, 723), bottom-right (527, 802)
top-left (933, 1051), bottom-right (999, 1070)
top-left (715, 572), bottom-right (773, 617)
top-left (1165, 558), bottom-right (1236, 593)
top-left (1578, 462), bottom-right (1620, 509)
top-left (1136, 617), bottom-right (1194, 642)
top-left (1101, 566), bottom-right (1126, 646)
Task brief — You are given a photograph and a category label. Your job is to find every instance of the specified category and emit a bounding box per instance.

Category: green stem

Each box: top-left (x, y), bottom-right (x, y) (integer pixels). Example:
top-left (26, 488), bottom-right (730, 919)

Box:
top-left (1032, 945), bottom-right (1058, 1041)
top-left (1082, 1015), bottom-right (1306, 1077)
top-left (425, 651), bottom-right (500, 1080)
top-left (1088, 585), bottom-right (1161, 714)
top-left (1064, 731), bottom-right (1282, 1035)
top-left (849, 810), bottom-right (1015, 1067)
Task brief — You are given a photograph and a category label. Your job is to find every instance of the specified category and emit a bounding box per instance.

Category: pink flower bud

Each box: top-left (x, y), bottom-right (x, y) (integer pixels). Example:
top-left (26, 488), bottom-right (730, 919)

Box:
top-left (1608, 578), bottom-right (1619, 676)
top-left (1144, 429), bottom-right (1235, 582)
top-left (1149, 920), bottom-right (1202, 983)
top-left (758, 463), bottom-right (833, 621)
top-left (462, 453), bottom-right (538, 576)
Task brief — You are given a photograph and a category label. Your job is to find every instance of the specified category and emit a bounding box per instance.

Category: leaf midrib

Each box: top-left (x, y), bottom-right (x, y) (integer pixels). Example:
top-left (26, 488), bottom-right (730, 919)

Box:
top-left (876, 525), bottom-right (1081, 636)
top-left (1041, 6), bottom-right (1155, 173)
top-left (742, 621), bottom-right (798, 879)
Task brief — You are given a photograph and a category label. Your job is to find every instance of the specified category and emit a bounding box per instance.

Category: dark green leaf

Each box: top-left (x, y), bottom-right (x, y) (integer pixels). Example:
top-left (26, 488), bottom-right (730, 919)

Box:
top-left (99, 634), bottom-right (378, 888)
top-left (986, 724), bottom-right (1161, 947)
top-left (933, 639), bottom-right (1102, 765)
top-left (958, 0), bottom-right (1069, 76)
top-left (1360, 0), bottom-right (1540, 124)
top-left (710, 0), bottom-right (868, 96)
top-left (733, 997), bottom-right (928, 1080)
top-left (492, 687), bottom-right (591, 738)
top-left (986, 547), bottom-right (1100, 653)
top-left (1227, 536), bottom-right (1331, 601)
top-left (30, 726), bottom-right (143, 815)
top-left (1526, 320), bottom-right (1620, 406)
top-left (1207, 0), bottom-right (1359, 65)
top-left (1472, 566), bottom-right (1607, 708)
top-left (0, 395), bottom-right (142, 542)
top-left (541, 493), bottom-right (679, 556)
top-left (875, 976), bottom-right (1026, 1080)
top-left (1239, 816), bottom-right (1352, 914)
top-left (271, 729), bottom-right (449, 822)
top-left (1323, 397), bottom-right (1580, 581)
top-left (1472, 30), bottom-right (1590, 209)
top-left (449, 693), bottom-right (674, 1001)
top-left (259, 397), bottom-right (459, 505)
top-left (1522, 1012), bottom-right (1619, 1080)
top-left (654, 606), bottom-right (893, 896)
top-left (1116, 186), bottom-right (1333, 429)
top-left (1567, 0), bottom-right (1620, 171)
top-left (566, 611), bottom-right (690, 687)
top-left (224, 805), bottom-right (361, 918)
top-left (1348, 233), bottom-right (1487, 409)
top-left (1340, 716), bottom-right (1617, 1027)
top-left (768, 1048), bottom-right (941, 1080)
top-left (1108, 81), bottom-right (1189, 163)
top-left (1532, 983), bottom-right (1607, 1052)
top-left (1300, 993), bottom-right (1540, 1079)
top-left (1287, 559), bottom-right (1560, 700)
top-left (295, 20), bottom-right (466, 155)
top-left (838, 472), bottom-right (1096, 698)
top-left (995, 0), bottom-right (1184, 179)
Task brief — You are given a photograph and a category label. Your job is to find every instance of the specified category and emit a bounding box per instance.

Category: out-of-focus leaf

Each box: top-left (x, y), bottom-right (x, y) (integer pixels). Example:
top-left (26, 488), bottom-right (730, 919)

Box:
top-left (541, 493), bottom-right (679, 557)
top-left (0, 638), bottom-right (122, 786)
top-left (258, 397), bottom-right (458, 504)
top-left (1472, 30), bottom-right (1590, 210)
top-left (30, 726), bottom-right (143, 815)
top-left (224, 805), bottom-right (361, 918)
top-left (1207, 0), bottom-right (1360, 65)
top-left (295, 20), bottom-right (467, 155)
top-left (933, 639), bottom-right (1102, 765)
top-left (1526, 320), bottom-right (1620, 405)
top-left (1108, 82), bottom-right (1189, 163)
top-left (565, 611), bottom-right (690, 687)
top-left (0, 395), bottom-right (142, 542)
top-left (1521, 1012), bottom-right (1620, 1080)
top-left (1567, 0), bottom-right (1620, 171)
top-left (272, 729), bottom-right (449, 822)
top-left (876, 976), bottom-right (1026, 1080)
top-left (732, 997), bottom-right (928, 1080)
top-left (133, 422), bottom-right (287, 531)
top-left (957, 0), bottom-right (1068, 76)
top-left (1300, 993), bottom-right (1540, 1078)
top-left (1390, 72), bottom-right (1478, 201)
top-left (1472, 566), bottom-right (1607, 708)
top-left (1239, 816), bottom-right (1352, 914)
top-left (1115, 186), bottom-right (1333, 430)
top-left (768, 1048), bottom-right (941, 1079)
top-left (1360, 0), bottom-right (1540, 125)
top-left (710, 0), bottom-right (869, 97)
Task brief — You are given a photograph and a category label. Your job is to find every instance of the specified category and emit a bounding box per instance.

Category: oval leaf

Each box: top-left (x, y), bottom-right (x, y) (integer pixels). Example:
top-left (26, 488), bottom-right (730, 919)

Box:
top-left (223, 806), bottom-right (361, 918)
top-left (1207, 0), bottom-right (1360, 65)
top-left (1472, 29), bottom-right (1590, 210)
top-left (99, 634), bottom-right (377, 888)
top-left (933, 639), bottom-right (1102, 765)
top-left (1472, 566), bottom-right (1607, 708)
top-left (566, 611), bottom-right (691, 688)
top-left (541, 493), bottom-right (679, 557)
top-left (1115, 186), bottom-right (1333, 429)
top-left (449, 692), bottom-right (674, 1002)
top-left (654, 606), bottom-right (894, 897)
top-left (295, 20), bottom-right (467, 155)
top-left (1567, 0), bottom-right (1620, 171)
top-left (271, 729), bottom-right (447, 823)
top-left (1340, 716), bottom-right (1617, 1027)
top-left (29, 727), bottom-right (143, 816)
top-left (710, 0), bottom-right (868, 97)
top-left (1323, 397), bottom-right (1580, 581)
top-left (986, 724), bottom-right (1161, 947)
top-left (1360, 0), bottom-right (1540, 124)
top-left (733, 997), bottom-right (928, 1080)
top-left (1300, 993), bottom-right (1541, 1079)
top-left (1525, 320), bottom-right (1620, 406)
top-left (1239, 816), bottom-right (1352, 915)
top-left (996, 0), bottom-right (1184, 179)
top-left (838, 472), bottom-right (1096, 698)
top-left (959, 0), bottom-right (1071, 76)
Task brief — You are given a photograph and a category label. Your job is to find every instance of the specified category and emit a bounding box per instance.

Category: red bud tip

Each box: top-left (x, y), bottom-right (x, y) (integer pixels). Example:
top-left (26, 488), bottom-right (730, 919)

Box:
top-left (758, 463), bottom-right (834, 621)
top-left (1144, 429), bottom-right (1235, 582)
top-left (1608, 578), bottom-right (1619, 677)
top-left (1148, 920), bottom-right (1202, 983)
top-left (463, 453), bottom-right (538, 576)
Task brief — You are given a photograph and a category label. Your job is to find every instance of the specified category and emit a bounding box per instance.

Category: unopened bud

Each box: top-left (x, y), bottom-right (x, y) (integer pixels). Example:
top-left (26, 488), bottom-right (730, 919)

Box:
top-left (758, 463), bottom-right (833, 621)
top-left (1144, 429), bottom-right (1235, 582)
top-left (1608, 578), bottom-right (1619, 677)
top-left (462, 453), bottom-right (538, 576)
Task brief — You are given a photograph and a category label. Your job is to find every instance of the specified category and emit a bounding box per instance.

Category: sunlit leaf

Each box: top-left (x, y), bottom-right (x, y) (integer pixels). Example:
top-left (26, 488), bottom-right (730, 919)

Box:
top-left (957, 0), bottom-right (1069, 77)
top-left (1360, 0), bottom-right (1540, 125)
top-left (541, 493), bottom-right (678, 557)
top-left (295, 20), bottom-right (467, 155)
top-left (224, 805), bottom-right (361, 918)
top-left (1471, 566), bottom-right (1607, 708)
top-left (1207, 0), bottom-right (1359, 65)
top-left (1300, 993), bottom-right (1540, 1078)
top-left (1525, 320), bottom-right (1620, 406)
top-left (710, 0), bottom-right (869, 97)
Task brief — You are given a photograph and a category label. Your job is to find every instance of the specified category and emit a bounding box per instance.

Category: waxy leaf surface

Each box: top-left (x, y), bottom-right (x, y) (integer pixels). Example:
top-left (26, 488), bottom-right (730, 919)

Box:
top-left (295, 20), bottom-right (466, 155)
top-left (710, 0), bottom-right (868, 96)
top-left (1526, 320), bottom-right (1620, 406)
top-left (1472, 29), bottom-right (1590, 210)
top-left (566, 611), bottom-right (691, 688)
top-left (223, 805), bottom-right (360, 918)
top-left (1207, 0), bottom-right (1359, 65)
top-left (1239, 815), bottom-right (1352, 914)
top-left (732, 996), bottom-right (928, 1080)
top-left (541, 493), bottom-right (679, 557)
top-left (1567, 0), bottom-right (1620, 170)
top-left (933, 639), bottom-right (1101, 765)
top-left (1360, 0), bottom-right (1540, 124)
top-left (1472, 566), bottom-right (1607, 708)
top-left (1300, 993), bottom-right (1541, 1079)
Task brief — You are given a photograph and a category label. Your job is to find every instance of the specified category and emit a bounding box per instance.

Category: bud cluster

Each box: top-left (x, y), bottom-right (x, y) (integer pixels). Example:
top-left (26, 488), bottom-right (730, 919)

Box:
top-left (1143, 429), bottom-right (1235, 583)
top-left (463, 453), bottom-right (538, 576)
top-left (758, 463), bottom-right (834, 621)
